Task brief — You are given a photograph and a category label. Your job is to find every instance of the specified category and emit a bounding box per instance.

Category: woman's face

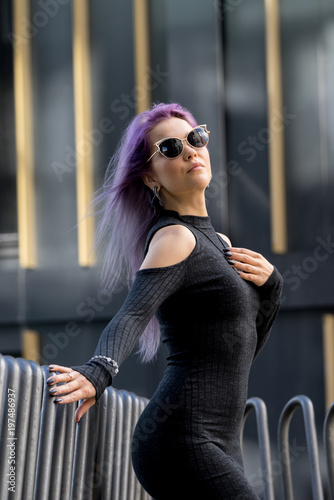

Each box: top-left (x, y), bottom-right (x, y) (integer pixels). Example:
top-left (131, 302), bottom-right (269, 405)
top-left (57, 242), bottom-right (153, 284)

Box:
top-left (143, 117), bottom-right (212, 205)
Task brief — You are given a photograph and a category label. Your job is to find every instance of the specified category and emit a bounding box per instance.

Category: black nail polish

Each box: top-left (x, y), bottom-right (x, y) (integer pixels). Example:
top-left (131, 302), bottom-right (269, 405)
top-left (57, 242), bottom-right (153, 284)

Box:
top-left (227, 259), bottom-right (235, 265)
top-left (54, 398), bottom-right (63, 403)
top-left (49, 388), bottom-right (57, 395)
top-left (223, 247), bottom-right (231, 252)
top-left (49, 365), bottom-right (55, 370)
top-left (47, 378), bottom-right (54, 385)
top-left (224, 251), bottom-right (233, 257)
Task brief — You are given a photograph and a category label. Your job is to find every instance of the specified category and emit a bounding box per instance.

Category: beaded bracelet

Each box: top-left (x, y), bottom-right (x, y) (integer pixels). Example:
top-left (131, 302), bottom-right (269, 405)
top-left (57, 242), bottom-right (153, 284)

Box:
top-left (90, 355), bottom-right (119, 375)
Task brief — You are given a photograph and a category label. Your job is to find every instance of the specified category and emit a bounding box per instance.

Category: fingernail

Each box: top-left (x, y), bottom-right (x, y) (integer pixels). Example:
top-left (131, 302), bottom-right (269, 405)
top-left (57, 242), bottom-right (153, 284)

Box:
top-left (223, 248), bottom-right (231, 252)
top-left (54, 398), bottom-right (62, 403)
top-left (49, 388), bottom-right (57, 395)
top-left (49, 365), bottom-right (55, 370)
top-left (47, 378), bottom-right (54, 385)
top-left (224, 251), bottom-right (233, 257)
top-left (227, 259), bottom-right (235, 265)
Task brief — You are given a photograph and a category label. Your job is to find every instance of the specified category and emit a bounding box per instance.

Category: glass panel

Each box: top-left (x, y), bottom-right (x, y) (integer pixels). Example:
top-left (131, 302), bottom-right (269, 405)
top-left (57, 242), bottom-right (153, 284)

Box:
top-left (223, 0), bottom-right (334, 252)
top-left (222, 0), bottom-right (270, 253)
top-left (0, 2), bottom-right (18, 258)
top-left (90, 0), bottom-right (135, 188)
top-left (280, 0), bottom-right (334, 250)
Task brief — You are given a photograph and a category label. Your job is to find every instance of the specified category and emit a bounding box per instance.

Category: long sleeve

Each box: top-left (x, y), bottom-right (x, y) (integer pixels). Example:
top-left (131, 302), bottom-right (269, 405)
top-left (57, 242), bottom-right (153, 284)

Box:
top-left (72, 261), bottom-right (188, 400)
top-left (253, 266), bottom-right (283, 361)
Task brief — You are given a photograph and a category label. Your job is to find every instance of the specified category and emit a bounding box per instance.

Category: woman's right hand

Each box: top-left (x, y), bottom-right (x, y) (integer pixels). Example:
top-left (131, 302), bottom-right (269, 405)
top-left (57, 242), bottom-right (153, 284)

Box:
top-left (47, 364), bottom-right (97, 423)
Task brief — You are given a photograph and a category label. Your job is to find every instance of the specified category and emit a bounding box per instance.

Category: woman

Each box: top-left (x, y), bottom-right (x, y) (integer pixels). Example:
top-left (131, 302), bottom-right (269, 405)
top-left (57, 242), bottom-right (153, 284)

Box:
top-left (47, 102), bottom-right (282, 499)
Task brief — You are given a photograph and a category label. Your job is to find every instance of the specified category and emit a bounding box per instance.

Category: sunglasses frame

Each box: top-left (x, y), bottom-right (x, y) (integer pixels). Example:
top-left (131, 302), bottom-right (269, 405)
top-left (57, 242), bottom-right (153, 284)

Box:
top-left (146, 124), bottom-right (210, 163)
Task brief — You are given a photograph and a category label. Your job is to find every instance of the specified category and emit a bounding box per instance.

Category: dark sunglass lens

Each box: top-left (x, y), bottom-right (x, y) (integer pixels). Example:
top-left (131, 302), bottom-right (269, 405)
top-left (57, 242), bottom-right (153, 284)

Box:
top-left (160, 138), bottom-right (183, 158)
top-left (188, 127), bottom-right (209, 148)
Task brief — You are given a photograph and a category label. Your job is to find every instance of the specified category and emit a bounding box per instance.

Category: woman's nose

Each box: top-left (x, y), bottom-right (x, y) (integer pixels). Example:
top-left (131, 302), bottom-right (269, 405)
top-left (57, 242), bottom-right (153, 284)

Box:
top-left (183, 143), bottom-right (197, 159)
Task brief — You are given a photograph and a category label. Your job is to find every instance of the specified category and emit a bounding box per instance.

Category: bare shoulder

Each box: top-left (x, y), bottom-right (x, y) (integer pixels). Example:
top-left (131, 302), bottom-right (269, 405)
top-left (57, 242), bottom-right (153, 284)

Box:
top-left (140, 224), bottom-right (196, 269)
top-left (217, 232), bottom-right (232, 247)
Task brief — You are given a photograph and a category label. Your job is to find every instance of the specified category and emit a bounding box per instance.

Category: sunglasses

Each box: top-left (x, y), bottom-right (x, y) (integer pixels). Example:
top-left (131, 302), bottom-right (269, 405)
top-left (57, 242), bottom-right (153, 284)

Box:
top-left (146, 124), bottom-right (210, 163)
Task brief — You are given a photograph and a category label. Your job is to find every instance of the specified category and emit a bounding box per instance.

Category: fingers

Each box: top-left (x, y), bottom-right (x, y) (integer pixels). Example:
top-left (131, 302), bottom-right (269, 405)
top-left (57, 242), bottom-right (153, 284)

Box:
top-left (47, 364), bottom-right (75, 386)
top-left (224, 247), bottom-right (273, 286)
top-left (228, 247), bottom-right (260, 263)
top-left (225, 247), bottom-right (258, 273)
top-left (47, 365), bottom-right (96, 406)
top-left (48, 384), bottom-right (88, 405)
top-left (226, 247), bottom-right (268, 267)
top-left (75, 398), bottom-right (96, 423)
top-left (229, 247), bottom-right (258, 255)
top-left (48, 364), bottom-right (72, 374)
top-left (47, 366), bottom-right (77, 394)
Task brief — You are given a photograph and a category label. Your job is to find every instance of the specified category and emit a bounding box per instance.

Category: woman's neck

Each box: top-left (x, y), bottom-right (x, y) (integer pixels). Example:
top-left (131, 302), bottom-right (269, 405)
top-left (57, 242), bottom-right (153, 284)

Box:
top-left (162, 196), bottom-right (208, 217)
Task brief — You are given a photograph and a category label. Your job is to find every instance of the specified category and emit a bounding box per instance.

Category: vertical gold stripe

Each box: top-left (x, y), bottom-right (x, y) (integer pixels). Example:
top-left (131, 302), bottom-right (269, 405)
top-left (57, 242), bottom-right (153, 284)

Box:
top-left (22, 329), bottom-right (40, 363)
top-left (264, 0), bottom-right (287, 253)
top-left (133, 0), bottom-right (151, 114)
top-left (13, 0), bottom-right (37, 268)
top-left (72, 0), bottom-right (95, 267)
top-left (323, 314), bottom-right (334, 411)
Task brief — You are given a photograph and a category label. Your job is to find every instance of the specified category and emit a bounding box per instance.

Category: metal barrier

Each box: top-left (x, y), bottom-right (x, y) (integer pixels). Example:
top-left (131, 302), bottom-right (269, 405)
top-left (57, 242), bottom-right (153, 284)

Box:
top-left (3, 354), bottom-right (334, 499)
top-left (0, 354), bottom-right (151, 500)
top-left (277, 395), bottom-right (324, 500)
top-left (324, 401), bottom-right (334, 500)
top-left (242, 397), bottom-right (275, 500)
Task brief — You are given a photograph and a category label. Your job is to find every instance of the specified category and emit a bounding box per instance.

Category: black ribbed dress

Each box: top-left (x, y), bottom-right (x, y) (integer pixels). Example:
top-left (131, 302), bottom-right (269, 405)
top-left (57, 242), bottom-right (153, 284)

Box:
top-left (73, 210), bottom-right (283, 500)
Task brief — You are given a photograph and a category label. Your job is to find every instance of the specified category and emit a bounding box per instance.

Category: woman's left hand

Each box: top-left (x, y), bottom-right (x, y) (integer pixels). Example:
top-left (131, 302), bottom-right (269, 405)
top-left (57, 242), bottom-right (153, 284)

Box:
top-left (226, 247), bottom-right (274, 287)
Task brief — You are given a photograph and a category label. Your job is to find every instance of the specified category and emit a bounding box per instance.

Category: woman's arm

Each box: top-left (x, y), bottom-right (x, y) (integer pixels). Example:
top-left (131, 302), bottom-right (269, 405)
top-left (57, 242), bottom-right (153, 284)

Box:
top-left (253, 266), bottom-right (283, 359)
top-left (47, 225), bottom-right (196, 422)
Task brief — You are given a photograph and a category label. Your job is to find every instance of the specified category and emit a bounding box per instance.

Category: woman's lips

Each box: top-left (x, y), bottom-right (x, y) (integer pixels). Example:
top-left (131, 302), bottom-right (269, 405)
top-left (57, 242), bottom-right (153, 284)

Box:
top-left (187, 163), bottom-right (204, 172)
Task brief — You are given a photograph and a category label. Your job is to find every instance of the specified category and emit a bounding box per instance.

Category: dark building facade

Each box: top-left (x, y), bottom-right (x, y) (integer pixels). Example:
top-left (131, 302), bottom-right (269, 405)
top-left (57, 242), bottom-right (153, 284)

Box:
top-left (1, 1), bottom-right (334, 497)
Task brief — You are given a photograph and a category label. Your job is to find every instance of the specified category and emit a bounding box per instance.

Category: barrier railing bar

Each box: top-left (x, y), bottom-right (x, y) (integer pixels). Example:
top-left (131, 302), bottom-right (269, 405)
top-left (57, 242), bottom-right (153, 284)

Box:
top-left (277, 395), bottom-right (324, 500)
top-left (33, 367), bottom-right (59, 500)
top-left (15, 359), bottom-right (35, 499)
top-left (324, 401), bottom-right (334, 500)
top-left (102, 389), bottom-right (118, 498)
top-left (0, 357), bottom-right (21, 499)
top-left (242, 397), bottom-right (275, 500)
top-left (120, 391), bottom-right (133, 500)
top-left (21, 360), bottom-right (43, 498)
top-left (71, 395), bottom-right (92, 498)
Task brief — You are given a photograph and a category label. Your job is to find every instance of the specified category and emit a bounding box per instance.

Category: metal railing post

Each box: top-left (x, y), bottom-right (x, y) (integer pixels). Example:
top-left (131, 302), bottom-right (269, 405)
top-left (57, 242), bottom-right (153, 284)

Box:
top-left (277, 395), bottom-right (324, 500)
top-left (242, 397), bottom-right (275, 500)
top-left (324, 401), bottom-right (334, 499)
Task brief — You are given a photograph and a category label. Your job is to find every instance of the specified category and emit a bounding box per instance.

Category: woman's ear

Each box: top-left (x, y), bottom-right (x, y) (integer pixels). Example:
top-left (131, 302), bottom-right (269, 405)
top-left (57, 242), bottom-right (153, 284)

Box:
top-left (142, 172), bottom-right (158, 191)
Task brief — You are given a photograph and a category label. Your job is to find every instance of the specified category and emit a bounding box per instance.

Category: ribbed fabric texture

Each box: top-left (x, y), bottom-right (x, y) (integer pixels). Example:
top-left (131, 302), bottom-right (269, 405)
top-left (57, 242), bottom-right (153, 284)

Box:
top-left (73, 210), bottom-right (283, 499)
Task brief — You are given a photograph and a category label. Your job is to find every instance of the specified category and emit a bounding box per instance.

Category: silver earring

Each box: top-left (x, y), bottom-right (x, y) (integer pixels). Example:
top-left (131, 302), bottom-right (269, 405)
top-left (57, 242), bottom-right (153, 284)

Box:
top-left (151, 186), bottom-right (163, 212)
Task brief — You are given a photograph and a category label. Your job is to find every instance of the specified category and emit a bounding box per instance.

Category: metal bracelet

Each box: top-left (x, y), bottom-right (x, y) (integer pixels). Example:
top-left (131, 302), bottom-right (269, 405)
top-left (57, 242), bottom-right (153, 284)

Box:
top-left (90, 355), bottom-right (119, 375)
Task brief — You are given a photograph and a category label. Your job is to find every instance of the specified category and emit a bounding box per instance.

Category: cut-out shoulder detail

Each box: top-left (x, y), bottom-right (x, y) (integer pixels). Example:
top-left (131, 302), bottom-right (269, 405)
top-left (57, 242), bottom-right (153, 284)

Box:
top-left (217, 232), bottom-right (232, 247)
top-left (140, 224), bottom-right (196, 270)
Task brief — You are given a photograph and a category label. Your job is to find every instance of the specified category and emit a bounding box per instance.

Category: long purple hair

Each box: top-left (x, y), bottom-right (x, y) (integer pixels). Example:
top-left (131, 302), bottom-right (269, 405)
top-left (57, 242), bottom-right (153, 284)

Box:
top-left (93, 102), bottom-right (198, 361)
